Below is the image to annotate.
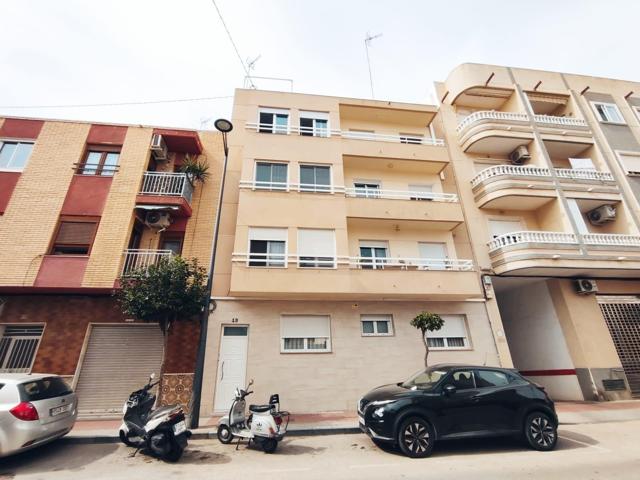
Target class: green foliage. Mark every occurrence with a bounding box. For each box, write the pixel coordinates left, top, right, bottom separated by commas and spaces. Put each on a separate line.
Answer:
117, 256, 208, 334
410, 311, 444, 333
180, 157, 210, 185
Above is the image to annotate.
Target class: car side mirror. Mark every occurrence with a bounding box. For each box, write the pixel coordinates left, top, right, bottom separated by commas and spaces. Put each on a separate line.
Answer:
443, 384, 456, 396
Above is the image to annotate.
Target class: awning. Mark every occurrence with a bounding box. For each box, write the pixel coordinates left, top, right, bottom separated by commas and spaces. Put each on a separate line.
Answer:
135, 205, 180, 211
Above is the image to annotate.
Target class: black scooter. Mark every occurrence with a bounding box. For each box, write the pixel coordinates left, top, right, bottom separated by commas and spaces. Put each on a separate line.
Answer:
118, 373, 191, 462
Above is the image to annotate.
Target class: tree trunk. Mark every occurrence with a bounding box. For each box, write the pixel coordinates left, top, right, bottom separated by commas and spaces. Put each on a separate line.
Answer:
421, 328, 430, 367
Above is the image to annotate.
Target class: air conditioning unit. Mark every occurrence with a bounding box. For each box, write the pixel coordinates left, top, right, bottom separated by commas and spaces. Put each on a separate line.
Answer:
588, 205, 616, 225
145, 211, 172, 229
150, 134, 168, 162
509, 145, 531, 165
575, 279, 598, 294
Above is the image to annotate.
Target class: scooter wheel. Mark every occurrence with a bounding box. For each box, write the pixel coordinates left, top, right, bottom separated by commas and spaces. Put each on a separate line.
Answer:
263, 438, 278, 454
164, 444, 184, 462
217, 425, 234, 444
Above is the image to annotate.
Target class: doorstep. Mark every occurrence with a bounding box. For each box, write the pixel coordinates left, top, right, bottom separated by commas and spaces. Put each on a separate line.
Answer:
64, 401, 640, 444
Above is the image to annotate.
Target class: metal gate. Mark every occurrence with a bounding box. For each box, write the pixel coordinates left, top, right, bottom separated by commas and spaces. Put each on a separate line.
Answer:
74, 324, 164, 418
0, 325, 44, 373
597, 296, 640, 397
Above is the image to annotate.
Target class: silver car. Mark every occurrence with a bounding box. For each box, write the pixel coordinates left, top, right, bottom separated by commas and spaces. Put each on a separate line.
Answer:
0, 373, 78, 457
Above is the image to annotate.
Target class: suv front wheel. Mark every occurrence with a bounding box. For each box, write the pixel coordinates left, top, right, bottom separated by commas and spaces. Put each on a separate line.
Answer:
524, 412, 557, 451
397, 416, 435, 458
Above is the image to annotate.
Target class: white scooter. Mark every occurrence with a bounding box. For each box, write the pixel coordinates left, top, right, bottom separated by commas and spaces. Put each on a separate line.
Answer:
216, 380, 289, 453
118, 373, 191, 462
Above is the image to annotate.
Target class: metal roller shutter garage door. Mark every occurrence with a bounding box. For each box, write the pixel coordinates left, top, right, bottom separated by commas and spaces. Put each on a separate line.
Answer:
75, 324, 164, 418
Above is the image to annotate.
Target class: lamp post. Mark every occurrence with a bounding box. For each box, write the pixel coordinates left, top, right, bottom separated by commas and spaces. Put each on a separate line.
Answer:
190, 118, 233, 428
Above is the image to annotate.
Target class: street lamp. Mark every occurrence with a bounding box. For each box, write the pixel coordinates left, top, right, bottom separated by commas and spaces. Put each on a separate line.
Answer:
190, 118, 233, 428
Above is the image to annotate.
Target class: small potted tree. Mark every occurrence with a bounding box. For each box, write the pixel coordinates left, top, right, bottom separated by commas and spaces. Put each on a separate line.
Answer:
410, 312, 445, 367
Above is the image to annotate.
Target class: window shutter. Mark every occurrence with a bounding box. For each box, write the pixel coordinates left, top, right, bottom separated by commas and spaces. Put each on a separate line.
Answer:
248, 227, 287, 241
56, 221, 97, 245
281, 315, 330, 338
618, 154, 640, 175
428, 315, 467, 338
298, 229, 335, 257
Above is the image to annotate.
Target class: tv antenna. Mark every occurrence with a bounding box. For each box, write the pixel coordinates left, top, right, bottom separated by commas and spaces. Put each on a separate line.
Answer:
364, 32, 383, 99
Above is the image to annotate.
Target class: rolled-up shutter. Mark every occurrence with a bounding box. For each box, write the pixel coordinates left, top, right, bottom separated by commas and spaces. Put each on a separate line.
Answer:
55, 222, 97, 245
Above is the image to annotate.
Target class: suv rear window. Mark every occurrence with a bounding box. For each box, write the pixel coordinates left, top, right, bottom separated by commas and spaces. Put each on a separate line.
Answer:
19, 377, 72, 401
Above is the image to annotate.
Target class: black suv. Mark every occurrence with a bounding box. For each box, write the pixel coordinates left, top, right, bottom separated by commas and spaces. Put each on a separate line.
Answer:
359, 364, 558, 458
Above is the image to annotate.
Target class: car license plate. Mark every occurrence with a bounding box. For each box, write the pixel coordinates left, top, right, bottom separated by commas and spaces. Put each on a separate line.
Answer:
50, 404, 72, 417
173, 420, 186, 435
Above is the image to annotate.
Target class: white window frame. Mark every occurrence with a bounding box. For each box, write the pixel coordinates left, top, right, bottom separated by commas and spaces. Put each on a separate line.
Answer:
247, 227, 288, 268
280, 315, 331, 353
353, 179, 381, 198
299, 163, 333, 193
258, 107, 290, 134
615, 150, 640, 176
297, 228, 337, 269
488, 217, 525, 239
358, 240, 390, 269
408, 184, 435, 201
299, 111, 330, 137
425, 315, 470, 350
0, 140, 34, 172
399, 133, 424, 145
591, 101, 625, 124
254, 160, 289, 190
360, 314, 394, 337
418, 242, 449, 270
0, 324, 45, 373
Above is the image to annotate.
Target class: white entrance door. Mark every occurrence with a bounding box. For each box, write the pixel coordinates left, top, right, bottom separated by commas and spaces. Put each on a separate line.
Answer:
213, 325, 249, 412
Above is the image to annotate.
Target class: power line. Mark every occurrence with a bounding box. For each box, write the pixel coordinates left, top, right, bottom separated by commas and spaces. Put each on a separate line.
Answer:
0, 95, 233, 110
210, 0, 256, 89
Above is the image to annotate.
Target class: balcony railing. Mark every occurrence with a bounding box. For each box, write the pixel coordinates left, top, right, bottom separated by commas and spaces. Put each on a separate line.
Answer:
488, 231, 578, 251
244, 122, 445, 146
231, 253, 473, 271
471, 165, 615, 188
457, 111, 587, 135
583, 233, 640, 247
140, 172, 193, 203
121, 249, 174, 276
533, 115, 588, 128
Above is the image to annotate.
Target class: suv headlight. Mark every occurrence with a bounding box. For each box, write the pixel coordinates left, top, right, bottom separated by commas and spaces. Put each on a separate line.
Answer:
370, 400, 396, 418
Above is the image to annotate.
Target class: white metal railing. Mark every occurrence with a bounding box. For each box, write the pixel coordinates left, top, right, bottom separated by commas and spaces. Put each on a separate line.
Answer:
488, 231, 578, 251
244, 122, 445, 146
555, 169, 615, 182
238, 180, 335, 193
533, 115, 588, 128
121, 249, 174, 276
140, 172, 193, 202
456, 111, 528, 134
470, 165, 551, 187
231, 252, 473, 271
582, 233, 640, 247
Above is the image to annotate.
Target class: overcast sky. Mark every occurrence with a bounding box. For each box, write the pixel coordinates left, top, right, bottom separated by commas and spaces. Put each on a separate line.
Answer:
2, 0, 639, 130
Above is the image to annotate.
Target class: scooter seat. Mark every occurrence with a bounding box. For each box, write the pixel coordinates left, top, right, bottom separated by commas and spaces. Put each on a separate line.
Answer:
249, 404, 271, 413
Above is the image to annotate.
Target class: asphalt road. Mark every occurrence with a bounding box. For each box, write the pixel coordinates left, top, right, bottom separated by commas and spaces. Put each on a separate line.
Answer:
1, 420, 639, 480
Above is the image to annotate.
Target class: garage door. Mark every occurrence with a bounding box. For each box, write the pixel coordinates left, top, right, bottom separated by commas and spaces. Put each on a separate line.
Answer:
75, 324, 164, 418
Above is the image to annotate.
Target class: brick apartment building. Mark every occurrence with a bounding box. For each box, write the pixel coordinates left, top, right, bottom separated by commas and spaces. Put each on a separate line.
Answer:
0, 116, 222, 417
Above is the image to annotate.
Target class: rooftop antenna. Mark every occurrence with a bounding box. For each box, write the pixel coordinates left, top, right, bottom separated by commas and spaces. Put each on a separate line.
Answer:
242, 55, 262, 89
364, 32, 383, 99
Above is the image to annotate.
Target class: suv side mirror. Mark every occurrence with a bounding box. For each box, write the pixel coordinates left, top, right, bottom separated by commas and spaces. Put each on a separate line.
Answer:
443, 384, 456, 396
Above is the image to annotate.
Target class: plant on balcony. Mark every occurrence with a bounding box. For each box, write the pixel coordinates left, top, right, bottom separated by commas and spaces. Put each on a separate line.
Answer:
180, 157, 210, 186
117, 256, 208, 335
410, 311, 444, 367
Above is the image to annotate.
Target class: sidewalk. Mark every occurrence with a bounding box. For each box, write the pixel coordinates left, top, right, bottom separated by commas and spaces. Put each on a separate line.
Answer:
66, 400, 640, 444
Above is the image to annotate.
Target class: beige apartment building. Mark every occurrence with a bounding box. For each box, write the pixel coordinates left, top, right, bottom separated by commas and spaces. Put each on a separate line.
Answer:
437, 63, 640, 401
200, 89, 512, 417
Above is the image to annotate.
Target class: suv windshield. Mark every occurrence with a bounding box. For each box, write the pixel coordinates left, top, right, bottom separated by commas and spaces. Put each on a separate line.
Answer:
19, 377, 72, 402
402, 366, 450, 389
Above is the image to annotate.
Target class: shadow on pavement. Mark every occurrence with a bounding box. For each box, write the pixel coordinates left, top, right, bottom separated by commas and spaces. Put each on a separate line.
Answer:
0, 440, 118, 476
177, 448, 232, 465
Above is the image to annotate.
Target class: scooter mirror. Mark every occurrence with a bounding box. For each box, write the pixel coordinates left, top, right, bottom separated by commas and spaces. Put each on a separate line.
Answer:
248, 379, 254, 386
150, 372, 156, 380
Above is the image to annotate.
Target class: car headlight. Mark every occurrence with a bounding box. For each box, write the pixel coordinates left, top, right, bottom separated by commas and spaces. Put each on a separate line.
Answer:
370, 400, 396, 418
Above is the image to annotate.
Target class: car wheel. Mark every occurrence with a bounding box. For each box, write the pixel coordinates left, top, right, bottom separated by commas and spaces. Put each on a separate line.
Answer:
397, 416, 435, 458
524, 412, 557, 451
217, 424, 234, 444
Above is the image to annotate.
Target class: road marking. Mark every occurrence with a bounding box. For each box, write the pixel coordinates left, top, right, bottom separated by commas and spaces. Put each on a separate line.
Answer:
558, 435, 611, 452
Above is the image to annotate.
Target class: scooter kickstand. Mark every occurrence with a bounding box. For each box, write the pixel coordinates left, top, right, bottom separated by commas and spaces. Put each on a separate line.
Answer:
129, 447, 141, 458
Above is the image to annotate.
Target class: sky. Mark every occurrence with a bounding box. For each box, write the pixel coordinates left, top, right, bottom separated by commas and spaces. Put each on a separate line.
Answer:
2, 0, 640, 130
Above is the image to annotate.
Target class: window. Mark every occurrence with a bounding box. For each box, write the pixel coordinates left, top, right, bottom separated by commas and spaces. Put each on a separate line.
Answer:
0, 325, 44, 373
353, 181, 381, 198
488, 219, 523, 240
258, 108, 289, 134
361, 314, 393, 336
592, 102, 625, 124
299, 111, 329, 137
400, 133, 424, 145
359, 241, 389, 269
19, 377, 72, 402
0, 141, 33, 171
617, 152, 640, 176
299, 164, 331, 192
50, 217, 99, 255
160, 233, 183, 255
298, 229, 336, 268
474, 369, 511, 388
426, 315, 469, 349
255, 162, 288, 190
281, 315, 331, 352
568, 158, 596, 170
448, 370, 476, 390
77, 147, 120, 176
408, 184, 434, 201
248, 227, 287, 267
418, 242, 448, 270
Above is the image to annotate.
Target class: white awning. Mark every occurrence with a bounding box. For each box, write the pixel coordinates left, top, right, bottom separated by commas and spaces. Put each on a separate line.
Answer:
135, 205, 180, 211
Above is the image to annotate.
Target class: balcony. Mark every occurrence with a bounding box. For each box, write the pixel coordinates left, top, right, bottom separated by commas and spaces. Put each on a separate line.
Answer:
121, 249, 173, 276
136, 172, 193, 217
488, 231, 640, 277
456, 111, 590, 155
229, 253, 479, 300
471, 165, 619, 209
